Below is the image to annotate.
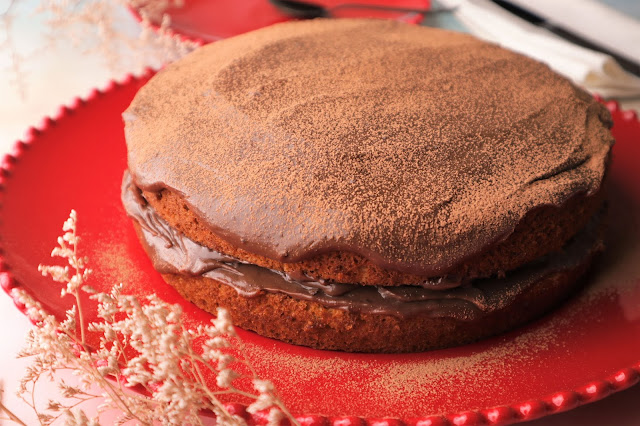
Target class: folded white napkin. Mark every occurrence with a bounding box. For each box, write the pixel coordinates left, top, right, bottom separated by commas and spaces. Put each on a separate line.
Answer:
438, 0, 640, 98
508, 0, 640, 66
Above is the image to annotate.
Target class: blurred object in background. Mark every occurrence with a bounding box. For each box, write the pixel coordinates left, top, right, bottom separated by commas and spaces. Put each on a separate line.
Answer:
438, 0, 640, 98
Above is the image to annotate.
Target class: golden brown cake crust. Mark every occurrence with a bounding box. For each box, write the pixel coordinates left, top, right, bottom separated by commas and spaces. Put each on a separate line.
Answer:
159, 248, 598, 353
142, 186, 605, 285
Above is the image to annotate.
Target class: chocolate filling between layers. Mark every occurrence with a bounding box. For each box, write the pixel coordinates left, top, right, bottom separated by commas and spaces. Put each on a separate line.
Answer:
123, 171, 602, 321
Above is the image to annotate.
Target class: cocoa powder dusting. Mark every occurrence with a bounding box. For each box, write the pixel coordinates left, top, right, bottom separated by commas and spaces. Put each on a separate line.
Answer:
240, 310, 571, 416
93, 241, 145, 288
123, 18, 613, 276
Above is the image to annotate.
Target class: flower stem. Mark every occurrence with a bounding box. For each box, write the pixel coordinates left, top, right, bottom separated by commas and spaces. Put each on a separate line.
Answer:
72, 225, 87, 348
0, 400, 28, 426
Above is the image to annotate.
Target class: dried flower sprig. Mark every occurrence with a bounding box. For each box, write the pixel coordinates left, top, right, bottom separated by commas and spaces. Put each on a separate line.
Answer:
128, 0, 184, 24
36, 0, 198, 72
0, 0, 28, 98
0, 382, 28, 426
6, 210, 297, 425
1, 0, 197, 97
38, 210, 93, 346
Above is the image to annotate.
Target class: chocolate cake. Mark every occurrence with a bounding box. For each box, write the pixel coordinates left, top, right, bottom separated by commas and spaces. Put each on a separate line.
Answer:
122, 18, 614, 352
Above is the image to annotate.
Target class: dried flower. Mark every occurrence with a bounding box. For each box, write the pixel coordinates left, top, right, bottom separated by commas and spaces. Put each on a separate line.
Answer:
0, 381, 28, 426
1, 211, 299, 425
1, 0, 197, 97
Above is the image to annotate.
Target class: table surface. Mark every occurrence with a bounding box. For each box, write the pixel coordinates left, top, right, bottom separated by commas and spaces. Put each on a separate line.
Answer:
0, 1, 639, 425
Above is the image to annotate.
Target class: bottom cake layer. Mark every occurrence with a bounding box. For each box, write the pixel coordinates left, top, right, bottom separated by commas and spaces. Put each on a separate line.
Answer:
160, 260, 593, 352
123, 174, 605, 352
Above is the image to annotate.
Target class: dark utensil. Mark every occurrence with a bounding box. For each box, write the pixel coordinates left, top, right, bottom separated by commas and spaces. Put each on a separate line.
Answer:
492, 0, 640, 77
269, 0, 454, 19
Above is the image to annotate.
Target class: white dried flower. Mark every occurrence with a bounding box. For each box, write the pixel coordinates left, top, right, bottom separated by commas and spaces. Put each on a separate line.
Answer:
253, 379, 275, 395
63, 210, 77, 231
247, 393, 277, 414
216, 368, 240, 389
267, 407, 285, 426
58, 316, 77, 347
2, 0, 198, 98
64, 408, 99, 426
213, 308, 236, 336
11, 210, 298, 425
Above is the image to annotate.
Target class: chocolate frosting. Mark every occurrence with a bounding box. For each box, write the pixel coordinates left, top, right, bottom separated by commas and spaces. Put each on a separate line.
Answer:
123, 19, 613, 276
122, 171, 602, 320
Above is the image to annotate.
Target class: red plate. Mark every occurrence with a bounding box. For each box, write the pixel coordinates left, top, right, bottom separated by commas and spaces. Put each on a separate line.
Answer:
1, 73, 640, 425
129, 0, 429, 43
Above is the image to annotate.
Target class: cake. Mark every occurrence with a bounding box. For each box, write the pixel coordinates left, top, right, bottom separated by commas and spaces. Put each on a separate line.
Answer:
121, 18, 614, 353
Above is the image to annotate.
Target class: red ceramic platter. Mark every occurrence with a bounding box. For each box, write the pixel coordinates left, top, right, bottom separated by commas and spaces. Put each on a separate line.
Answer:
1, 73, 640, 425
130, 0, 429, 43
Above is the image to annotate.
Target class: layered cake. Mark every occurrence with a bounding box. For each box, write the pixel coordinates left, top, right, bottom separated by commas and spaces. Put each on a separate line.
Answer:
122, 19, 614, 352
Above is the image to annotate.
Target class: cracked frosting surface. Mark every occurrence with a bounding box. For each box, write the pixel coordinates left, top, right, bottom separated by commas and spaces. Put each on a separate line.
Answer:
123, 18, 613, 276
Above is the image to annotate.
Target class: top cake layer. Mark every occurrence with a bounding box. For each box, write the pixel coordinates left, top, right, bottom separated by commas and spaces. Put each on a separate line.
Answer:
124, 18, 613, 277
